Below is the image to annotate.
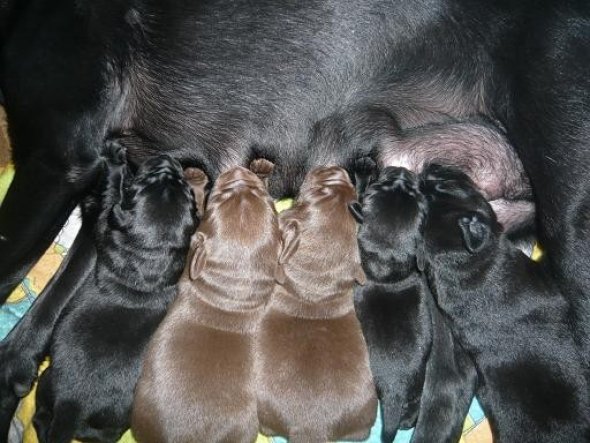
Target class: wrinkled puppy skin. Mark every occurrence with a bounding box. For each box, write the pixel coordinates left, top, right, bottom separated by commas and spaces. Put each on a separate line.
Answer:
256, 166, 377, 443
26, 145, 202, 443
351, 166, 475, 443
132, 166, 281, 443
420, 164, 590, 443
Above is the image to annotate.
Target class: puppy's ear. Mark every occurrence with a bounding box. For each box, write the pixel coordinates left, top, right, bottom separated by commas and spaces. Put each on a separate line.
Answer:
416, 237, 425, 272
275, 264, 287, 285
458, 214, 491, 253
279, 219, 300, 265
249, 158, 275, 188
348, 201, 364, 224
189, 232, 207, 280
184, 168, 209, 215
354, 264, 367, 285
111, 204, 130, 229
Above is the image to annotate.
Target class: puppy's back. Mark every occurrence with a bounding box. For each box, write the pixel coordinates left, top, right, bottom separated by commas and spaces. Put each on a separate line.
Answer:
257, 166, 377, 442
132, 167, 280, 443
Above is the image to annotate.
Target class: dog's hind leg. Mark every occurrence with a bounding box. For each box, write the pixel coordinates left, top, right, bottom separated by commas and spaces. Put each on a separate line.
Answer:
378, 386, 406, 443
0, 219, 96, 441
0, 160, 80, 302
0, 394, 18, 442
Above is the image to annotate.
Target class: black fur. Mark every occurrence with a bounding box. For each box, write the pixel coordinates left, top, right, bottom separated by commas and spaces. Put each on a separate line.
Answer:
353, 166, 475, 443
1, 2, 589, 342
420, 164, 590, 443
0, 221, 96, 440
0, 146, 198, 442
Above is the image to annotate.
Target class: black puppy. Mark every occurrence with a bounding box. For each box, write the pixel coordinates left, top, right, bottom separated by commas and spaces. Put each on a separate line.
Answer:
0, 146, 203, 442
420, 164, 590, 443
350, 166, 475, 443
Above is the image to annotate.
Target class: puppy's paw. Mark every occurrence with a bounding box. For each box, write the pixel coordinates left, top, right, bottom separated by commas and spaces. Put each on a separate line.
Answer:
183, 167, 208, 185
353, 156, 378, 174
352, 156, 379, 198
103, 139, 128, 166
184, 168, 210, 214
0, 348, 38, 398
249, 158, 275, 180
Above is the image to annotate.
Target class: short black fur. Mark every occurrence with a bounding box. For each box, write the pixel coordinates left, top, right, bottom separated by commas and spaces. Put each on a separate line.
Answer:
0, 145, 198, 443
420, 164, 590, 443
353, 166, 475, 443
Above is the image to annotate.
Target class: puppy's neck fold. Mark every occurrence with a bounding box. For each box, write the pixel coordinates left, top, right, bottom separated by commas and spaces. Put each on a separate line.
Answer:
182, 259, 275, 312
269, 285, 355, 319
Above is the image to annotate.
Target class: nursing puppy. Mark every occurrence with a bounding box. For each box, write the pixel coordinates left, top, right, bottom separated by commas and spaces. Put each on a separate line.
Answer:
132, 166, 281, 443
0, 145, 208, 442
256, 166, 377, 443
420, 164, 590, 443
29, 149, 203, 443
350, 167, 475, 443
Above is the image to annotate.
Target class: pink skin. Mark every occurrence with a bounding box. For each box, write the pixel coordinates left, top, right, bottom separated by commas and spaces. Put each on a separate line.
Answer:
378, 119, 534, 232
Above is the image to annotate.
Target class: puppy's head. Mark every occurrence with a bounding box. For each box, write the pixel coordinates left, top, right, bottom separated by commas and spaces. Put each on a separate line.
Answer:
187, 166, 280, 302
350, 167, 426, 281
277, 166, 366, 300
109, 155, 202, 252
420, 163, 501, 261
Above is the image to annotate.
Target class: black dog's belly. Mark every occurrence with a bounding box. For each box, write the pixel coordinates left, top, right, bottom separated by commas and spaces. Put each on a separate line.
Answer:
3, 0, 512, 194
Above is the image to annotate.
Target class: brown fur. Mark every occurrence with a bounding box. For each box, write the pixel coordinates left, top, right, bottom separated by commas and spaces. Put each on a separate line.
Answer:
256, 166, 378, 443
0, 106, 10, 167
131, 166, 281, 443
183, 167, 209, 216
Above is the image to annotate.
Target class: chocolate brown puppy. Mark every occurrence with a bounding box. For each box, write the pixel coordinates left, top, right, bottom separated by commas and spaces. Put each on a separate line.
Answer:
256, 166, 377, 443
131, 166, 281, 443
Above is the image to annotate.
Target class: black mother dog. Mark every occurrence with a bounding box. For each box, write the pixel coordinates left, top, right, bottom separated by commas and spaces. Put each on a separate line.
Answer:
351, 167, 475, 443
420, 164, 590, 443
0, 146, 203, 442
0, 1, 589, 361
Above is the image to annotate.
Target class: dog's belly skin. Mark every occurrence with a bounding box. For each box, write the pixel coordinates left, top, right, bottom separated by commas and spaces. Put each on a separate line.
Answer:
1, 0, 523, 198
